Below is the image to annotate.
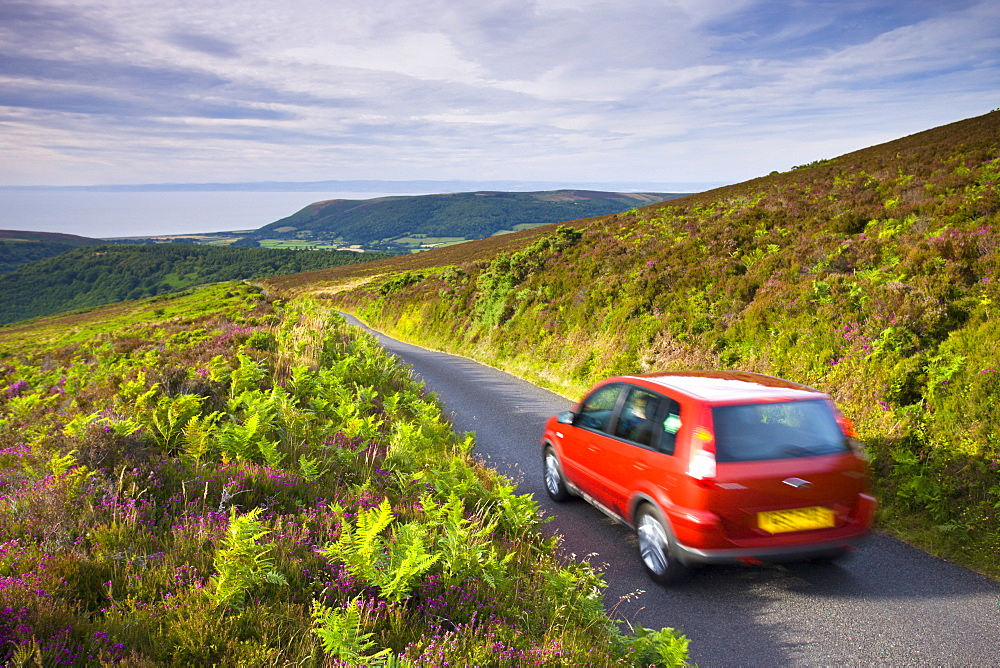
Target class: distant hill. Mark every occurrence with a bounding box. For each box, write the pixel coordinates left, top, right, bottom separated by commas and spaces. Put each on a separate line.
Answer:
0, 230, 103, 274
0, 244, 390, 325
250, 190, 688, 246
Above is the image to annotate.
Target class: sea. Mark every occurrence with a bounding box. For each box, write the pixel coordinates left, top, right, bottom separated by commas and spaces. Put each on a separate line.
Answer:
0, 190, 426, 239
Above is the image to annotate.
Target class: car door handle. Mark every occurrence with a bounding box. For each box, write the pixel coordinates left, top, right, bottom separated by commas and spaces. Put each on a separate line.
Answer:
632, 463, 650, 471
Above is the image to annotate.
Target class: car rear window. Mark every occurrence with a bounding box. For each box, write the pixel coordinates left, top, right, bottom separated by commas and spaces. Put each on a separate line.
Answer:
711, 399, 848, 463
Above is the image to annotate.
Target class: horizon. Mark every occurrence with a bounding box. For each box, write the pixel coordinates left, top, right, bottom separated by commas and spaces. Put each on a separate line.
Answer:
0, 185, 705, 239
0, 178, 724, 193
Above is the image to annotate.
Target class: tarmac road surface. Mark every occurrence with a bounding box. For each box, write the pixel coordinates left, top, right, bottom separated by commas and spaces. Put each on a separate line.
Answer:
343, 313, 1000, 666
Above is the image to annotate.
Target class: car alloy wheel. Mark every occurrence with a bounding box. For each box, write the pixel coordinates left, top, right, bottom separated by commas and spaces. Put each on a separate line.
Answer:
636, 505, 689, 585
543, 447, 571, 502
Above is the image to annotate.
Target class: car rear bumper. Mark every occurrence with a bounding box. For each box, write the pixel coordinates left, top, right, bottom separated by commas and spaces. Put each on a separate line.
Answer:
666, 492, 877, 566
675, 531, 871, 565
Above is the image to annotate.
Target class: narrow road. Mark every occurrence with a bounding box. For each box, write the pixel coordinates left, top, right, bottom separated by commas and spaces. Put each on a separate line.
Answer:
343, 314, 1000, 666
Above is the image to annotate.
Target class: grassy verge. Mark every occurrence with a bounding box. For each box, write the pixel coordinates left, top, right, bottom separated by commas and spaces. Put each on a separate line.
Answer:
0, 282, 689, 665
330, 219, 1000, 580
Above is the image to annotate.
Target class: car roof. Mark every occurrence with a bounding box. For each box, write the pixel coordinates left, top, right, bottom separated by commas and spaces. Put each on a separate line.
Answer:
623, 371, 826, 404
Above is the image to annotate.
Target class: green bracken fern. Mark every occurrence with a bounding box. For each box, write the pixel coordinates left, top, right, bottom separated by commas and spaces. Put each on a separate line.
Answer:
209, 507, 287, 609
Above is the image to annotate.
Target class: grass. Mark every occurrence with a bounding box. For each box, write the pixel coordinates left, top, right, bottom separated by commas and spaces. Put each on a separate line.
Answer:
389, 235, 467, 250
257, 239, 353, 251
0, 282, 689, 665
491, 222, 550, 236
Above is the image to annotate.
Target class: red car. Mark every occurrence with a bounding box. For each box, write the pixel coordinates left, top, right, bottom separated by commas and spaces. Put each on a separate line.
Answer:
541, 371, 876, 584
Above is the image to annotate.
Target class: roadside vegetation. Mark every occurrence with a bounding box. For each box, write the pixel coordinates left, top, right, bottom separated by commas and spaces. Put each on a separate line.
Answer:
296, 110, 1000, 578
0, 282, 688, 665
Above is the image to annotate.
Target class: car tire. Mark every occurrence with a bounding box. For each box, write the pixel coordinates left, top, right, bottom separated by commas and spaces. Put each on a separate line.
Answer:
543, 446, 572, 502
636, 504, 690, 585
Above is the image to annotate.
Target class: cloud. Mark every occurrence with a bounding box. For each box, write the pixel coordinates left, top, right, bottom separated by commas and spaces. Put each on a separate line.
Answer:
0, 0, 995, 186
811, 2, 1000, 83
0, 1, 113, 51
0, 53, 228, 90
167, 31, 241, 59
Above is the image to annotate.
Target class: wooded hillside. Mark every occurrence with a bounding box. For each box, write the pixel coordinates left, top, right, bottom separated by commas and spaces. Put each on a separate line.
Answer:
0, 230, 103, 274
0, 244, 390, 325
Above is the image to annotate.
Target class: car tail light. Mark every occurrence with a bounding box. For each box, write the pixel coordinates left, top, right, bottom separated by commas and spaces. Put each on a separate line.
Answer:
688, 426, 717, 484
836, 414, 858, 438
836, 413, 869, 460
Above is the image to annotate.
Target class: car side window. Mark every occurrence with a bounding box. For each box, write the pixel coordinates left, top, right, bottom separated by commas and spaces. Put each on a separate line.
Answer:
613, 387, 662, 447
658, 397, 682, 455
576, 384, 622, 433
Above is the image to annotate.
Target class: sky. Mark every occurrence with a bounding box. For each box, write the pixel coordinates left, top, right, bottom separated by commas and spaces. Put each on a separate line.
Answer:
0, 0, 997, 189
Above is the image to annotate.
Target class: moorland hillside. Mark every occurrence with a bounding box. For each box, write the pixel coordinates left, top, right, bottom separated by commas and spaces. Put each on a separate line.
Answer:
265, 110, 1000, 575
0, 244, 391, 325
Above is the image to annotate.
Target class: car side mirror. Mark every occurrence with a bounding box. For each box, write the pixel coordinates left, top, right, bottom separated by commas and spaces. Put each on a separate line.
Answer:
556, 411, 576, 425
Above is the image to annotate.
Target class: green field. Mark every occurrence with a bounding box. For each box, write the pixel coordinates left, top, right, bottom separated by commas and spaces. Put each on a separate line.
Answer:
257, 238, 359, 251
388, 235, 467, 251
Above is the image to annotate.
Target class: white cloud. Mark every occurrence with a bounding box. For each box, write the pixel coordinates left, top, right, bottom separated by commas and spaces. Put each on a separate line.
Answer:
0, 0, 995, 187
797, 2, 1000, 83
283, 32, 486, 84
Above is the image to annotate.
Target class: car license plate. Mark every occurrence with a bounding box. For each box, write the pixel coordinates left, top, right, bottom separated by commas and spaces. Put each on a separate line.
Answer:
758, 506, 835, 533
